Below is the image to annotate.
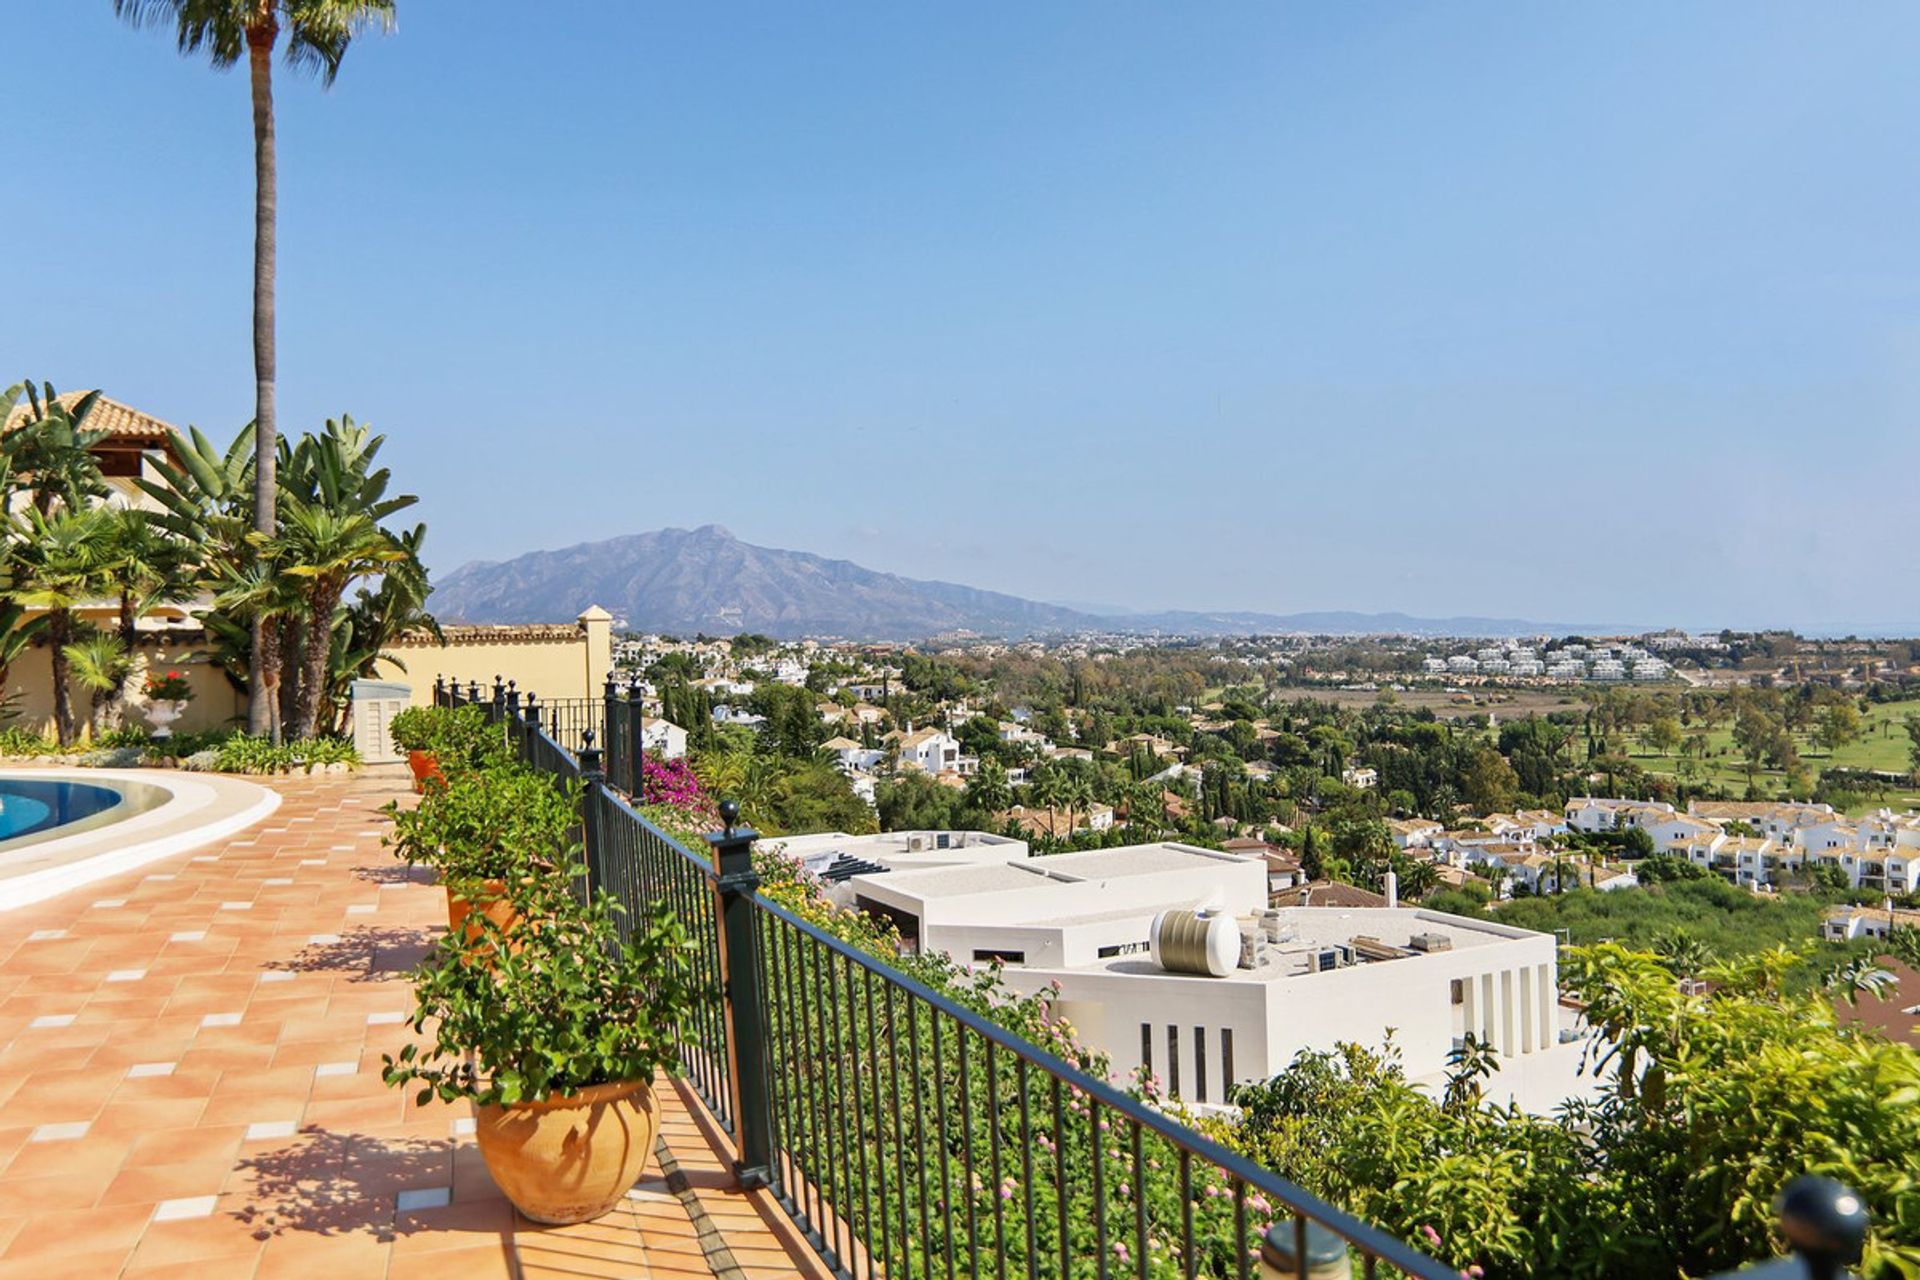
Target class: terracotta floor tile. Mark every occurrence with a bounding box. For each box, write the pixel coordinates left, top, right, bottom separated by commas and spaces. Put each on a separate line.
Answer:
253, 1235, 391, 1279
125, 1122, 250, 1168
92, 1097, 208, 1136
389, 1241, 518, 1279
0, 1199, 152, 1261
125, 1214, 273, 1272
0, 1169, 122, 1215
0, 1130, 135, 1181
0, 772, 822, 1280
98, 1156, 236, 1206
0, 1245, 138, 1279
124, 1253, 264, 1280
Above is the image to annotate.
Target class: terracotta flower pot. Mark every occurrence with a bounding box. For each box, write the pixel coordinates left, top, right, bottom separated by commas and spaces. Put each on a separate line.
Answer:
473, 1078, 659, 1224
447, 877, 519, 935
408, 750, 442, 793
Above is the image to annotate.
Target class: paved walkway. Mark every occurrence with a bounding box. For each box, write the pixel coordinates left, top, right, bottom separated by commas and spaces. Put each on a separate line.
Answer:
0, 769, 822, 1279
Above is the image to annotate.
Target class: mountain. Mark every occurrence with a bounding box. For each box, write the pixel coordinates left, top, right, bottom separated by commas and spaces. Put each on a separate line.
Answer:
431, 525, 1095, 639
431, 526, 1625, 639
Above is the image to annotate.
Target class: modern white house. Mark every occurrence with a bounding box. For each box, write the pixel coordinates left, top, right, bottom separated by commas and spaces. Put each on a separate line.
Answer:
641, 718, 689, 760
761, 829, 1030, 885
836, 840, 1574, 1110
894, 727, 974, 777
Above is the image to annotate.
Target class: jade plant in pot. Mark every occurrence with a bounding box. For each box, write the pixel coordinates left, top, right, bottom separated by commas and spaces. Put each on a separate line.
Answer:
384, 762, 581, 937
389, 705, 511, 792
382, 892, 699, 1224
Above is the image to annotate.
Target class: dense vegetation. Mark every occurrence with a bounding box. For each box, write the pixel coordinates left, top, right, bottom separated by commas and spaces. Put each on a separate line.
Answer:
0, 379, 433, 745
1215, 945, 1920, 1279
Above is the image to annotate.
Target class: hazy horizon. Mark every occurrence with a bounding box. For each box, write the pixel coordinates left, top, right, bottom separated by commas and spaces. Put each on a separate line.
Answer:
9, 3, 1919, 633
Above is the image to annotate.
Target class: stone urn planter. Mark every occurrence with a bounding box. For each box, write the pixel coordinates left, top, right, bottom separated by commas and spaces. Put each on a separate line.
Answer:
473, 1078, 660, 1224
145, 699, 186, 740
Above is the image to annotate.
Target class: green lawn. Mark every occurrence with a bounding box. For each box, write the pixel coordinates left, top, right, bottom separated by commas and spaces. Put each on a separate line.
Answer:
1625, 697, 1920, 815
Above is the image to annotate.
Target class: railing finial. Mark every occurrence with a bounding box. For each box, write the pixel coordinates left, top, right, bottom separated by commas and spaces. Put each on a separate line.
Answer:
1778, 1176, 1867, 1280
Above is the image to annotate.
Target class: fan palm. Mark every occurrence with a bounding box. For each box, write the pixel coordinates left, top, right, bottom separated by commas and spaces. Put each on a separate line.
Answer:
265, 496, 405, 739
65, 632, 132, 739
112, 0, 396, 735
1, 381, 107, 516
97, 509, 195, 694
12, 508, 115, 745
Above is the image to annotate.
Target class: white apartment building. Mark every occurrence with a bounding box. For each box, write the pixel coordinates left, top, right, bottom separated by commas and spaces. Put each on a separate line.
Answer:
1590, 659, 1626, 681
1446, 655, 1479, 674
1564, 797, 1675, 833
840, 842, 1572, 1108
1421, 658, 1448, 675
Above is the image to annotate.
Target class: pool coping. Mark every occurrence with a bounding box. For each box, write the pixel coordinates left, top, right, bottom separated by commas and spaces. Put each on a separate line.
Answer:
0, 767, 282, 911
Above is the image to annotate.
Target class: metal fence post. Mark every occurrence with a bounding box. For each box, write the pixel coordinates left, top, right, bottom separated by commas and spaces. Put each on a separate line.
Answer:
707, 800, 771, 1189
578, 731, 604, 897
505, 680, 520, 721
433, 675, 446, 708
491, 676, 506, 724
521, 693, 539, 764
626, 678, 648, 800
602, 677, 621, 786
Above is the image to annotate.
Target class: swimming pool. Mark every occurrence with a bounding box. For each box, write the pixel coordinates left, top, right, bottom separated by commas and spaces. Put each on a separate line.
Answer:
0, 776, 171, 851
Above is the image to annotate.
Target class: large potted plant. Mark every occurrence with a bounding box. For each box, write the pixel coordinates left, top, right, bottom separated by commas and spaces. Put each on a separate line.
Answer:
383, 893, 698, 1224
384, 762, 580, 938
390, 705, 510, 792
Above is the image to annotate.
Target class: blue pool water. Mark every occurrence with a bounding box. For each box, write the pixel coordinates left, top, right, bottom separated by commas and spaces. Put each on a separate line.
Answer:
0, 778, 138, 845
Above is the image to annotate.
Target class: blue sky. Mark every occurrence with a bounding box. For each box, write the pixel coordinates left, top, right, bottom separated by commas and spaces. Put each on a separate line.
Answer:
8, 3, 1919, 631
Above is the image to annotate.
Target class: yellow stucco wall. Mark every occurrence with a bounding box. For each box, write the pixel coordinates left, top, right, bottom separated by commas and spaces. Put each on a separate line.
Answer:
371, 606, 612, 706
6, 639, 247, 738
5, 606, 614, 740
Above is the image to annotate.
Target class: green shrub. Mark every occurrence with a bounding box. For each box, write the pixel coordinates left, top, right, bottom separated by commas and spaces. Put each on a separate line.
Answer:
390, 705, 512, 776
214, 735, 292, 774
209, 734, 362, 774
93, 727, 154, 749
0, 727, 56, 757
383, 891, 699, 1105
384, 761, 578, 890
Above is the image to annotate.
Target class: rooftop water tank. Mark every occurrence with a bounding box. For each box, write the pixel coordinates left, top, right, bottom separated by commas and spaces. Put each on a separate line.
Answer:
1150, 909, 1238, 978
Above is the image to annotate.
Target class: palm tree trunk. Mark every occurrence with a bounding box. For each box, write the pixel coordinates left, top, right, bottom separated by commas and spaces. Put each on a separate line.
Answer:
297, 582, 343, 740
48, 610, 75, 747
277, 616, 302, 736
246, 24, 279, 740
114, 590, 138, 714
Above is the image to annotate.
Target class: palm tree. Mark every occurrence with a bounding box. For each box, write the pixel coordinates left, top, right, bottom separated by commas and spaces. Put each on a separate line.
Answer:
965, 759, 1012, 818
112, 0, 396, 736
65, 632, 132, 740
265, 496, 405, 738
97, 508, 193, 703
2, 382, 107, 516
13, 508, 114, 746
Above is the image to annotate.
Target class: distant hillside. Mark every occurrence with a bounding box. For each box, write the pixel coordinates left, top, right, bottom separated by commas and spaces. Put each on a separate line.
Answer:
431, 525, 1094, 639
431, 525, 1622, 639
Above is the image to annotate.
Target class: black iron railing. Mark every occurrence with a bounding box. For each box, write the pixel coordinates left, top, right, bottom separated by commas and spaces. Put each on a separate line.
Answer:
434, 676, 1868, 1280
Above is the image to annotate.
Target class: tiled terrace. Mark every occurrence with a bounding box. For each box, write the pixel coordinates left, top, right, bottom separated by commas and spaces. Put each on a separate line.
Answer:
0, 769, 824, 1279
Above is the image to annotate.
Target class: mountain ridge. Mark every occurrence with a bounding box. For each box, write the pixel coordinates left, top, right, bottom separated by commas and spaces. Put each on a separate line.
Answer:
429, 526, 1627, 639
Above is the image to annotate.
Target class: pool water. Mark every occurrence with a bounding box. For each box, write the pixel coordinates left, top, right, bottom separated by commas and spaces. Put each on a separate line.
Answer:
0, 777, 167, 850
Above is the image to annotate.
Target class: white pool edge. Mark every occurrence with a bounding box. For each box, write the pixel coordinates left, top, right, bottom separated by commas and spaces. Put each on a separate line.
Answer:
0, 770, 283, 912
